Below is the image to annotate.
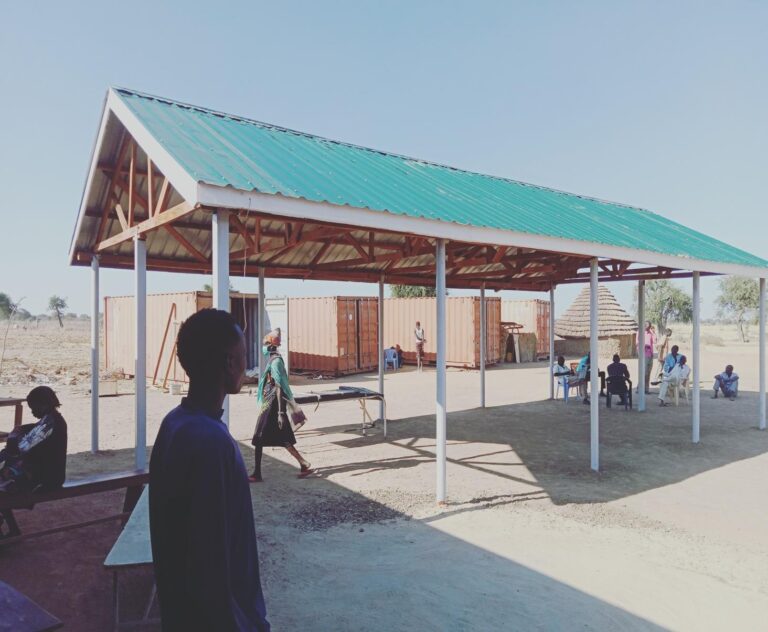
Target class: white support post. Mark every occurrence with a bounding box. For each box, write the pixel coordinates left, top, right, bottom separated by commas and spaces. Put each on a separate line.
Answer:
638, 280, 646, 412
549, 285, 555, 399
258, 267, 266, 379
212, 209, 231, 426
436, 239, 447, 504
692, 271, 701, 443
760, 278, 766, 430
590, 259, 599, 471
378, 276, 385, 421
90, 256, 100, 454
134, 237, 147, 471
480, 286, 486, 408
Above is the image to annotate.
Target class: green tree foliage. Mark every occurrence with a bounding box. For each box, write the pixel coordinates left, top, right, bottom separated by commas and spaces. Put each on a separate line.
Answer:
48, 295, 68, 328
635, 280, 693, 332
390, 285, 437, 298
0, 293, 13, 319
716, 276, 759, 342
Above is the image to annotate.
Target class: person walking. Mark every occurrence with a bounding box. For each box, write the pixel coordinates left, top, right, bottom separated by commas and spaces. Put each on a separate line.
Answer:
149, 309, 270, 631
250, 328, 311, 482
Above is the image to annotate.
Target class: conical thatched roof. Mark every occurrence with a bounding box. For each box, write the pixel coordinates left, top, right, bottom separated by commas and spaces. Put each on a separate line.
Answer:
555, 285, 637, 339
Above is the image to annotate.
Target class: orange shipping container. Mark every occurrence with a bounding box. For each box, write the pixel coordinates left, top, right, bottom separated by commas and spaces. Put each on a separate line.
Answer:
104, 292, 261, 384
501, 299, 551, 357
288, 297, 379, 375
383, 297, 501, 368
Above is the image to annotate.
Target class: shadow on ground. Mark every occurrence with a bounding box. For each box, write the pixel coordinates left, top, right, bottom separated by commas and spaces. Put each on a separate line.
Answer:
314, 388, 768, 505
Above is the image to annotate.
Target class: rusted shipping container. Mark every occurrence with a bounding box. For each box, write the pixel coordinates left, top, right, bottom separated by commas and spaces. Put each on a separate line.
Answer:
104, 292, 262, 384
501, 299, 551, 357
288, 297, 379, 375
383, 297, 501, 368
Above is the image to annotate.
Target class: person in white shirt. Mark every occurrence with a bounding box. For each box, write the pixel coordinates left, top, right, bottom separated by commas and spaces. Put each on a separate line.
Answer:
658, 354, 691, 406
414, 321, 426, 371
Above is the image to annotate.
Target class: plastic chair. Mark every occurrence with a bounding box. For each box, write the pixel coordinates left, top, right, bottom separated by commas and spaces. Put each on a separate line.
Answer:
384, 348, 399, 371
674, 379, 689, 405
606, 376, 632, 410
555, 375, 581, 403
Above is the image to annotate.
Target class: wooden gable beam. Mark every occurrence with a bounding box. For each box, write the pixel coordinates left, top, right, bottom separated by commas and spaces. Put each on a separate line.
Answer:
94, 134, 132, 245
97, 201, 196, 252
163, 224, 208, 263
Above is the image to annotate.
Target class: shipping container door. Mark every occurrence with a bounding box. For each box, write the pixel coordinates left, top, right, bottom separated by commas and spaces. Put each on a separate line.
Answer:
337, 299, 357, 373
356, 298, 378, 370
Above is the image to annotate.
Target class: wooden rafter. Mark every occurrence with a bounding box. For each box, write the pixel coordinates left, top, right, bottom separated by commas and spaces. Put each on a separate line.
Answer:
128, 141, 136, 227
96, 201, 196, 252
95, 134, 132, 245
163, 224, 208, 262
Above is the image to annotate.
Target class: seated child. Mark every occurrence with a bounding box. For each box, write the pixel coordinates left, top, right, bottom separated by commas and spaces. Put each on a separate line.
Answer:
0, 386, 68, 493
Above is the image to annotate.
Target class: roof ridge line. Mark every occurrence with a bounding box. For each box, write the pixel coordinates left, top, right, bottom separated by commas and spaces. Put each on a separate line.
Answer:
111, 86, 650, 214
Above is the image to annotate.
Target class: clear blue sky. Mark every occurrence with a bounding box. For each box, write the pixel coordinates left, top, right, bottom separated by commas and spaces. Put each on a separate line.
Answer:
1, 1, 766, 318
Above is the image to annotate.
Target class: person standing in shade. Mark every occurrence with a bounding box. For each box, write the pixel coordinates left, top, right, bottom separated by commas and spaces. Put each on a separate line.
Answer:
414, 321, 426, 371
149, 309, 270, 631
636, 321, 657, 394
250, 329, 311, 482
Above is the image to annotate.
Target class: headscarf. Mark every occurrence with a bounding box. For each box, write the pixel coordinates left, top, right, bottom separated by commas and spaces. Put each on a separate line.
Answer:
263, 328, 281, 349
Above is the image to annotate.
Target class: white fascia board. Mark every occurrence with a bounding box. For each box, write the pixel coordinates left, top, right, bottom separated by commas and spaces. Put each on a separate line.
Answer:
106, 88, 199, 206
68, 96, 112, 263
197, 183, 768, 278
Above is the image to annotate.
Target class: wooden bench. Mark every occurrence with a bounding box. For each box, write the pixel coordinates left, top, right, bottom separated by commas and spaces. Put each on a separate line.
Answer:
0, 579, 62, 631
0, 396, 24, 443
0, 470, 148, 545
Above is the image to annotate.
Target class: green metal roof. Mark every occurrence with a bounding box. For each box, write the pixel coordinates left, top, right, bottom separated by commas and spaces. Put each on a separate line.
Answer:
114, 88, 767, 270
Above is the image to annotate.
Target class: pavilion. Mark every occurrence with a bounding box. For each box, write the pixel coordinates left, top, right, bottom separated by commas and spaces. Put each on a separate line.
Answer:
69, 87, 768, 503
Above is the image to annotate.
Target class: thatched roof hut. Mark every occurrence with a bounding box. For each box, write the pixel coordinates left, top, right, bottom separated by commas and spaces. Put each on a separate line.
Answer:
554, 285, 638, 358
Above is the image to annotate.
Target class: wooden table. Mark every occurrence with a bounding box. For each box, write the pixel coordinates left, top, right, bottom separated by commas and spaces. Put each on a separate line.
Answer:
103, 487, 156, 631
0, 397, 24, 443
0, 580, 62, 631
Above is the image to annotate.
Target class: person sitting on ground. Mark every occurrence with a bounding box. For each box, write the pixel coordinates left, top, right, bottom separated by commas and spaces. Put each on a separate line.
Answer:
658, 354, 691, 406
0, 386, 67, 494
149, 309, 270, 631
712, 365, 739, 400
576, 352, 591, 404
607, 354, 631, 405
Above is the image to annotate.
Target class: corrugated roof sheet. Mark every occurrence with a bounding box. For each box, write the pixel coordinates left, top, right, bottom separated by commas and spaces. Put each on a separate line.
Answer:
113, 88, 767, 270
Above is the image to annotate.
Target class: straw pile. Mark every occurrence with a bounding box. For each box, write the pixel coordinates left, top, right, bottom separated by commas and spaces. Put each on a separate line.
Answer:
555, 285, 637, 339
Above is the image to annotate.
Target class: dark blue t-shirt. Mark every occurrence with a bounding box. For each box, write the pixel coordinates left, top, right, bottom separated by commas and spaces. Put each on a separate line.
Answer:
149, 400, 270, 631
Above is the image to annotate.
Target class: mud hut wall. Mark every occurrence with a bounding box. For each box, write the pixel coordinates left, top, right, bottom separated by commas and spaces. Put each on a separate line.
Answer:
553, 334, 637, 362
383, 297, 501, 368
104, 292, 200, 381
501, 299, 551, 355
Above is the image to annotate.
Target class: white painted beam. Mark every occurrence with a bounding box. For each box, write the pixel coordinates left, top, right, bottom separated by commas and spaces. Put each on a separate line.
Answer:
692, 272, 701, 443
212, 209, 231, 426
549, 285, 555, 399
436, 239, 447, 504
480, 286, 486, 408
134, 237, 147, 470
91, 256, 100, 453
760, 278, 766, 430
590, 258, 599, 471
638, 280, 646, 412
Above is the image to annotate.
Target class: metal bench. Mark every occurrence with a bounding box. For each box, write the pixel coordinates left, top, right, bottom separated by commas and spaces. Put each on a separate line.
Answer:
0, 470, 148, 545
294, 386, 387, 437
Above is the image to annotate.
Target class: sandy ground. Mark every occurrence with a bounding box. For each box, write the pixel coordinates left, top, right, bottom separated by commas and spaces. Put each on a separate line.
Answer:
1, 322, 767, 630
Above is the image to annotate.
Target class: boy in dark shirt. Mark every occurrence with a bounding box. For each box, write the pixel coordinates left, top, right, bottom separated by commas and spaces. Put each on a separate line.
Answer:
149, 309, 270, 631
